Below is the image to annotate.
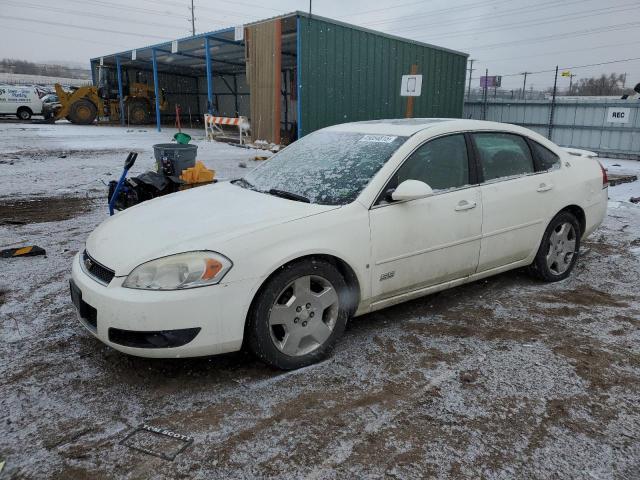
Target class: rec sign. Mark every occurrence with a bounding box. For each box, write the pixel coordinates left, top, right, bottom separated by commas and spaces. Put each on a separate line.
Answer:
606, 107, 631, 124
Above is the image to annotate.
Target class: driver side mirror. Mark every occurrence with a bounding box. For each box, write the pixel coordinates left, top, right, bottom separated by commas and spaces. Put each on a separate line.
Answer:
391, 179, 434, 202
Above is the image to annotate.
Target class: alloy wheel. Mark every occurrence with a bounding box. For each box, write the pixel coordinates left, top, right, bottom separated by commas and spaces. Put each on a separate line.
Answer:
546, 222, 577, 275
268, 275, 339, 356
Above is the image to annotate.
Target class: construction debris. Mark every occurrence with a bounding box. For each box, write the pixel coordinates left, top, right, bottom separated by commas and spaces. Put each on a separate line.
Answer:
608, 174, 638, 186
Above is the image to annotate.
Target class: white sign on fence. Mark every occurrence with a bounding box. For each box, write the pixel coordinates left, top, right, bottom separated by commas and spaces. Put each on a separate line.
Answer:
606, 107, 631, 124
400, 74, 422, 97
234, 26, 244, 41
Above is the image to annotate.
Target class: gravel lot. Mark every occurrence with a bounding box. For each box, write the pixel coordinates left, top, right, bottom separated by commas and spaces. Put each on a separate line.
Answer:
1, 123, 639, 479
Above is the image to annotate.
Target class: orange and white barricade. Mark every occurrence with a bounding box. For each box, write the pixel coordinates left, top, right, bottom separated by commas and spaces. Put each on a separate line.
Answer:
204, 114, 249, 145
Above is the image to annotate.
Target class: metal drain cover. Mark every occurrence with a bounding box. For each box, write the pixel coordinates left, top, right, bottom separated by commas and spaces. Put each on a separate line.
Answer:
120, 424, 193, 461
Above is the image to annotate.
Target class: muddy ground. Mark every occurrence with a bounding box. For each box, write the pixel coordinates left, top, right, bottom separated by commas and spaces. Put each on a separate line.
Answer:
0, 124, 639, 479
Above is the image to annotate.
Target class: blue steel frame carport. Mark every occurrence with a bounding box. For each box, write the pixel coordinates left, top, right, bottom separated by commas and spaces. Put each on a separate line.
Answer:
204, 37, 214, 115
115, 56, 125, 126
296, 15, 302, 139
90, 26, 241, 132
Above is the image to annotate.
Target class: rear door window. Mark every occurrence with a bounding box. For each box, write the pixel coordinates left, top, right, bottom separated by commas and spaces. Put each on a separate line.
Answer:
529, 140, 561, 171
473, 132, 534, 182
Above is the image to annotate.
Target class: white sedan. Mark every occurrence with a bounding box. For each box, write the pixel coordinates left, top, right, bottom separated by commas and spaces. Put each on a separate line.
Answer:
70, 119, 608, 369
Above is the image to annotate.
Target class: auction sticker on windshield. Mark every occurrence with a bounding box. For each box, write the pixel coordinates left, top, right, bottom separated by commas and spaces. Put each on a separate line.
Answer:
359, 135, 398, 143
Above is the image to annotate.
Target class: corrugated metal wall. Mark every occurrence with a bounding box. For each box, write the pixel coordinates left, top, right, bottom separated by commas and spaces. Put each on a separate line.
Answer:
196, 74, 250, 119
464, 99, 640, 159
298, 16, 468, 135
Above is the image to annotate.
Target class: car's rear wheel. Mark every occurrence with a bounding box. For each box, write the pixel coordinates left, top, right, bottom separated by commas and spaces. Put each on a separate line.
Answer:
528, 211, 581, 282
246, 259, 348, 370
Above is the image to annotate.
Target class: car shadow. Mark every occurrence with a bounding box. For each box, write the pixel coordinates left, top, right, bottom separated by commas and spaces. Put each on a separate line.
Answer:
86, 267, 542, 383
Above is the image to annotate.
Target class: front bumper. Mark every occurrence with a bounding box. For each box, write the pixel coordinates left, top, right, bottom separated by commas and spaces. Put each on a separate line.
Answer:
70, 252, 258, 358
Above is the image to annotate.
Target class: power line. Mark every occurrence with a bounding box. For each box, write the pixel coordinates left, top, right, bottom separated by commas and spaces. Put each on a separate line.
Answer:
463, 21, 640, 51
4, 0, 189, 31
383, 0, 605, 35
359, 0, 517, 28
59, 0, 240, 27
352, 0, 510, 25
405, 2, 639, 41
483, 40, 640, 64
499, 56, 640, 78
2, 15, 173, 40
143, 0, 262, 23
0, 24, 130, 49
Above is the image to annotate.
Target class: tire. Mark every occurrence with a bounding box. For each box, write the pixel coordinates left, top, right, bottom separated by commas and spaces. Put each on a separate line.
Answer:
528, 211, 581, 282
128, 100, 149, 125
246, 259, 349, 370
68, 99, 97, 125
17, 108, 32, 120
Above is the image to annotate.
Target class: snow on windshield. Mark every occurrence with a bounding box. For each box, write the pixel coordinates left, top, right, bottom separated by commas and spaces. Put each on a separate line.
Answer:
243, 131, 407, 205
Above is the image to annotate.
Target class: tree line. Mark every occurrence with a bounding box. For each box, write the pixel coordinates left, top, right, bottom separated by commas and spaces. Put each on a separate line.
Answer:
0, 58, 90, 79
565, 73, 633, 96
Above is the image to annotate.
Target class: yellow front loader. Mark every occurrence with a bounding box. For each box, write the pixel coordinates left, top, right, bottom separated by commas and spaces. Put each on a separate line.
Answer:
53, 66, 168, 125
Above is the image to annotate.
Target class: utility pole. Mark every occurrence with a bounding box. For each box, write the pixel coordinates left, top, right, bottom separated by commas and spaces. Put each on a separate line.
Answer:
309, 0, 312, 15
190, 0, 195, 36
548, 65, 559, 140
467, 59, 475, 99
568, 73, 576, 95
521, 72, 530, 100
482, 68, 488, 120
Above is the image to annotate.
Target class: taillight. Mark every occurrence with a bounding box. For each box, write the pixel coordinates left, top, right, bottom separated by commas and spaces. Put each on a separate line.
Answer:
598, 162, 608, 188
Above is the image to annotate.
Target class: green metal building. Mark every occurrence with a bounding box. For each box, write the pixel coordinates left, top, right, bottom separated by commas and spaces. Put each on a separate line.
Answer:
92, 12, 468, 143
297, 14, 468, 135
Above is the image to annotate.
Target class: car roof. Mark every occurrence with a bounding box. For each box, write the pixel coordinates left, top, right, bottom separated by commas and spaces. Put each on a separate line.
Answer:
324, 118, 530, 137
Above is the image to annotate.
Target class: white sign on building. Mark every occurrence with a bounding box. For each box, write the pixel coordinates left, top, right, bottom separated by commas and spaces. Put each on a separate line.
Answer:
606, 107, 631, 124
171, 40, 178, 54
400, 74, 423, 97
234, 26, 244, 41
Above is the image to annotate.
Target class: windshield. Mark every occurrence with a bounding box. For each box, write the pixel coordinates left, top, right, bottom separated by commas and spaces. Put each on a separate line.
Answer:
241, 131, 407, 205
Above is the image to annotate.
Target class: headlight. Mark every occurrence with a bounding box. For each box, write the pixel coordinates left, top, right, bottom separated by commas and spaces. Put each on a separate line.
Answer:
122, 251, 232, 290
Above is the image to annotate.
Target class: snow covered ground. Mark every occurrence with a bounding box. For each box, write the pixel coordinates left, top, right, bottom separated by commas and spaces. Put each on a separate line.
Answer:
0, 121, 639, 479
0, 122, 268, 200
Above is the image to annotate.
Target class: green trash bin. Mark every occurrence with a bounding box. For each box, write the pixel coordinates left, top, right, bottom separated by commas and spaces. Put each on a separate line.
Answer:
174, 132, 191, 144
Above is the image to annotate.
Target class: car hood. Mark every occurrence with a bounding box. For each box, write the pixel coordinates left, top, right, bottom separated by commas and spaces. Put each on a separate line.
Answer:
86, 181, 338, 276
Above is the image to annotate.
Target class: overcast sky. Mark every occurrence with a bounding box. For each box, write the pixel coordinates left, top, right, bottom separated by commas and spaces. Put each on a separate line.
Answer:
0, 0, 638, 91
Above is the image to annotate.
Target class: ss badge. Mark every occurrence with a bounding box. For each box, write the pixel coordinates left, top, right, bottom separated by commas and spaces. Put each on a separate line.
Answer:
379, 271, 395, 281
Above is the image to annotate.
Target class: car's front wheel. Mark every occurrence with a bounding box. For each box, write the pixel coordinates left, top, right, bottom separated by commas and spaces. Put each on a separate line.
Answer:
246, 259, 349, 370
528, 211, 581, 282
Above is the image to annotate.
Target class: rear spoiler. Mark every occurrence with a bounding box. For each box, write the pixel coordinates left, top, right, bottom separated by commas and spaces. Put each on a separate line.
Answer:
561, 147, 598, 158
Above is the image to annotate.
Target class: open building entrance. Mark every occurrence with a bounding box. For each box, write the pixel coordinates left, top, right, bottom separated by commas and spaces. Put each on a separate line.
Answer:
91, 15, 300, 145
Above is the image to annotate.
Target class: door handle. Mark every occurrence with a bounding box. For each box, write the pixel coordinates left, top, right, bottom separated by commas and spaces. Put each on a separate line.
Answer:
455, 200, 477, 211
537, 183, 554, 192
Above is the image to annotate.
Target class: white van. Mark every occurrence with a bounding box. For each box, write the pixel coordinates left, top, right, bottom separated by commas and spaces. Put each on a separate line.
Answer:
0, 85, 46, 120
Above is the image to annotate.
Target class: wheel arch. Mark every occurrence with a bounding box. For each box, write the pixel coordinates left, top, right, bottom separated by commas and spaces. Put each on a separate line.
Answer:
557, 204, 586, 237
243, 253, 362, 341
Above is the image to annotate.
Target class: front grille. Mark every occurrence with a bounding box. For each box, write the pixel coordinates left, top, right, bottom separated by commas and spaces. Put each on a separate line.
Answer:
82, 250, 115, 285
70, 279, 97, 331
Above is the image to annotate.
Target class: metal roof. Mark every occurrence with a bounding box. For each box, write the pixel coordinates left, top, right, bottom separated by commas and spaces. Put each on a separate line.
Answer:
91, 11, 467, 75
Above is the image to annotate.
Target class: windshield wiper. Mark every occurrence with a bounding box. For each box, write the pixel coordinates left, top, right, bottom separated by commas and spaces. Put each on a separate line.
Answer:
268, 189, 310, 203
231, 178, 257, 191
